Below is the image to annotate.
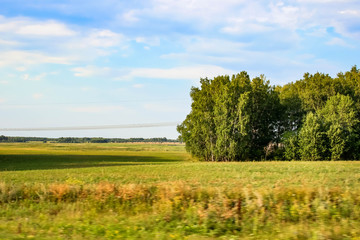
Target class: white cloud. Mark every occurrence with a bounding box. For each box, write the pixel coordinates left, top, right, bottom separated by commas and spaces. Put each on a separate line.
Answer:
306, 27, 328, 37
22, 73, 47, 81
222, 20, 273, 34
124, 0, 307, 35
0, 38, 19, 46
0, 50, 71, 67
161, 52, 247, 65
72, 65, 113, 77
0, 15, 127, 68
15, 21, 76, 37
32, 93, 43, 99
144, 103, 182, 113
122, 0, 360, 42
16, 66, 27, 72
80, 87, 92, 92
72, 65, 132, 81
183, 37, 250, 55
85, 29, 124, 48
22, 74, 29, 80
135, 36, 160, 46
72, 66, 97, 77
297, 0, 355, 3
129, 65, 234, 80
268, 4, 304, 29
0, 17, 76, 37
68, 105, 125, 113
0, 98, 5, 103
0, 80, 9, 84
57, 28, 128, 63
30, 73, 47, 81
290, 1, 360, 39
72, 64, 234, 81
146, 0, 244, 26
121, 10, 140, 24
220, 2, 314, 35
160, 34, 299, 70
133, 84, 144, 88
339, 10, 359, 15
326, 37, 353, 47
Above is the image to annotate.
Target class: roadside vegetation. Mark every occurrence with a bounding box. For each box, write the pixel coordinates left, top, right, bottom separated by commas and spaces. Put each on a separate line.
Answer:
1, 142, 360, 239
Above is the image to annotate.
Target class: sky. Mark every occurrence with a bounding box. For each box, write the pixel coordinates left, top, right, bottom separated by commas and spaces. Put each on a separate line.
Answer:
0, 0, 359, 139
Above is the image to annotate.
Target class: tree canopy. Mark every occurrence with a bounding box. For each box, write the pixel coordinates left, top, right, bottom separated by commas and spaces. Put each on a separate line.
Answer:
178, 66, 360, 161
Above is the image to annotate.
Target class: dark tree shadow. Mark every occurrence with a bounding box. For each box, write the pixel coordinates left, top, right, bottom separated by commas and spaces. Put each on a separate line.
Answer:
0, 154, 182, 171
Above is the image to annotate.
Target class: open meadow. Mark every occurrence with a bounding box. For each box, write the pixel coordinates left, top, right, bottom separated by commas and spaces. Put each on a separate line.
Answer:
1, 142, 360, 239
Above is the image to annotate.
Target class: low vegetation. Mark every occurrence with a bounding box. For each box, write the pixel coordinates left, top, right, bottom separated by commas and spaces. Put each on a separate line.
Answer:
1, 142, 360, 239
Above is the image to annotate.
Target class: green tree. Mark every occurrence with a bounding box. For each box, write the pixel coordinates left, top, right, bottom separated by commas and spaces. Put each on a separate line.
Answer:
283, 131, 299, 160
277, 82, 305, 132
298, 112, 328, 160
178, 72, 281, 161
177, 76, 226, 161
247, 76, 282, 159
319, 94, 358, 160
180, 67, 360, 161
298, 72, 337, 112
213, 72, 252, 161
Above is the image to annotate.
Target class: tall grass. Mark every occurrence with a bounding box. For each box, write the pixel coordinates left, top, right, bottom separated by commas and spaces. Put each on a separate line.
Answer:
1, 181, 360, 239
1, 143, 360, 239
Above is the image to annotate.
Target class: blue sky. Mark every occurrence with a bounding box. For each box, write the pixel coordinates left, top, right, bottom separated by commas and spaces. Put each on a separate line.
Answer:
0, 0, 359, 139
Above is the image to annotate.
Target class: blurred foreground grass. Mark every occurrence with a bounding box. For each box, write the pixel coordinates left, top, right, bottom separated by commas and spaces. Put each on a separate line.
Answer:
1, 142, 360, 239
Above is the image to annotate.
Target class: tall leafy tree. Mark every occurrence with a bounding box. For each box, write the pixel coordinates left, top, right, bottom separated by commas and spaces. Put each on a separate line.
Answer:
213, 72, 252, 161
283, 131, 299, 160
298, 112, 328, 161
319, 94, 358, 160
298, 72, 337, 112
177, 78, 217, 161
277, 82, 305, 132
248, 76, 282, 159
278, 66, 360, 161
178, 71, 281, 161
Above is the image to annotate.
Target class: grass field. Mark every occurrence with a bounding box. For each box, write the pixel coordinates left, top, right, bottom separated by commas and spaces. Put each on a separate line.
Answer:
1, 142, 360, 239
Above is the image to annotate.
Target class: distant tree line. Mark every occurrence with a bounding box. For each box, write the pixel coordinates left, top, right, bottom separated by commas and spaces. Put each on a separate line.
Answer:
0, 136, 49, 143
0, 136, 176, 143
177, 66, 360, 161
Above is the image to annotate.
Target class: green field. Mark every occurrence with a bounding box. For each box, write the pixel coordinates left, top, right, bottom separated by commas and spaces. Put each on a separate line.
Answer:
1, 142, 360, 239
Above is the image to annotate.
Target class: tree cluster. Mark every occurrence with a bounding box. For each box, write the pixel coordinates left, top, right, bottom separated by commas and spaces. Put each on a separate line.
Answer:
0, 136, 176, 143
177, 66, 360, 161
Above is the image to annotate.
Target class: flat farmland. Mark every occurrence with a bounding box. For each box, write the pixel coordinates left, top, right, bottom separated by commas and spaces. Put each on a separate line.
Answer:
1, 142, 360, 239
